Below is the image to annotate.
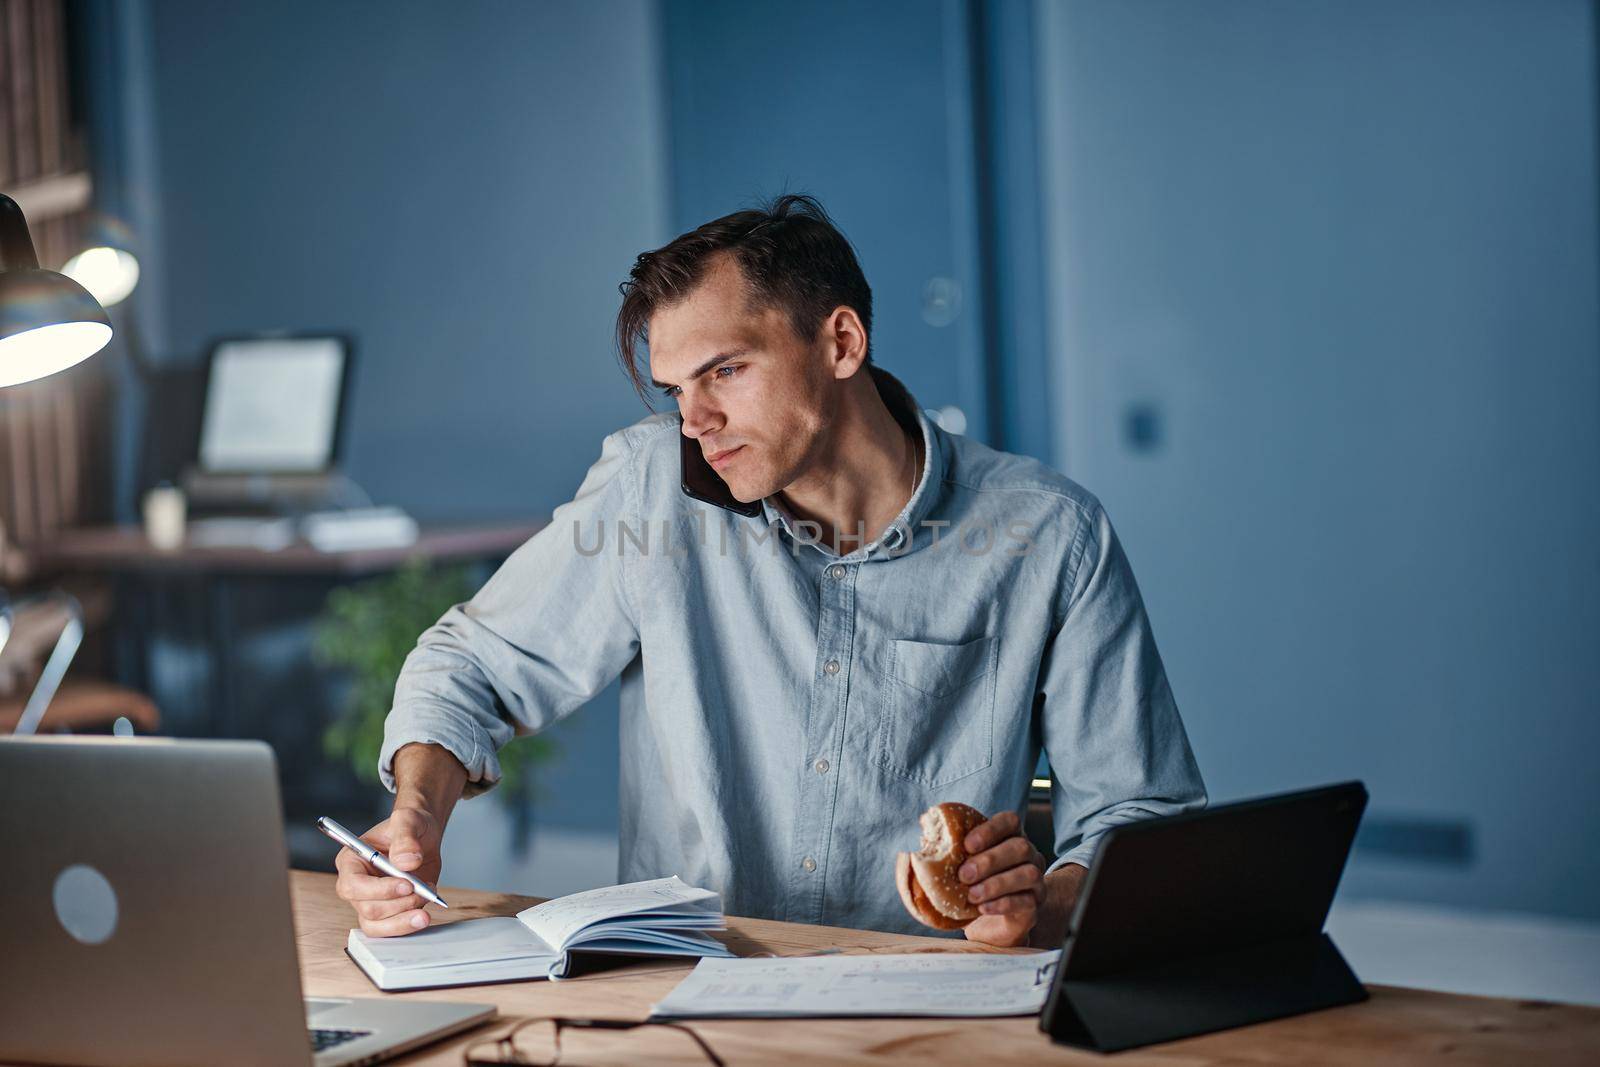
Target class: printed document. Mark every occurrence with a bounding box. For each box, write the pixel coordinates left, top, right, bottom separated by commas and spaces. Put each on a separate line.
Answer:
650, 949, 1061, 1019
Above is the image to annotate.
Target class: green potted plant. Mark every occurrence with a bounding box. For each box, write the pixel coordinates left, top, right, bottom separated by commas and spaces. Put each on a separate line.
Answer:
314, 560, 555, 831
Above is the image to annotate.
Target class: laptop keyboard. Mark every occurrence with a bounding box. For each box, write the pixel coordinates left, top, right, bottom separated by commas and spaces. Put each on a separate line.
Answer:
310, 1027, 371, 1053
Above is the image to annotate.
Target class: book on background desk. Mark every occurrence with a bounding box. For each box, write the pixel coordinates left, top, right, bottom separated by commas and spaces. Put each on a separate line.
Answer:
346, 876, 733, 991
187, 515, 297, 551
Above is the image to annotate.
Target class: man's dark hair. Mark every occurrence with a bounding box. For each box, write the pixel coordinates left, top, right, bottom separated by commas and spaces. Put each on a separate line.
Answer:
615, 194, 873, 403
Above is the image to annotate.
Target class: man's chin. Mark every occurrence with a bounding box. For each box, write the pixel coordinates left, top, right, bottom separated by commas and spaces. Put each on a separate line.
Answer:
719, 454, 788, 503
721, 469, 778, 504
726, 481, 767, 504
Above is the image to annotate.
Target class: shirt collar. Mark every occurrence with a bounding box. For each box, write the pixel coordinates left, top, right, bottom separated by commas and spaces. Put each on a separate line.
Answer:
759, 366, 944, 561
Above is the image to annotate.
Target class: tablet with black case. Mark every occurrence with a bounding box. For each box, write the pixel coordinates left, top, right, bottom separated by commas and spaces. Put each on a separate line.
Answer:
1039, 781, 1369, 1052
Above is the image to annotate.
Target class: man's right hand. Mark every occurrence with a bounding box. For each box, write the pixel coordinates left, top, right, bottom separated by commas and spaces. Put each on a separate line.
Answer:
334, 806, 444, 937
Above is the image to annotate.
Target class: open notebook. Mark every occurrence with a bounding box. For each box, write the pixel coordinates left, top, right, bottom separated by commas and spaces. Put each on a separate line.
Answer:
346, 876, 734, 991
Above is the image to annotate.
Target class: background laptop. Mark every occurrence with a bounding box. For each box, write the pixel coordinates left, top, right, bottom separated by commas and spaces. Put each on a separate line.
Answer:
0, 735, 495, 1066
183, 332, 356, 516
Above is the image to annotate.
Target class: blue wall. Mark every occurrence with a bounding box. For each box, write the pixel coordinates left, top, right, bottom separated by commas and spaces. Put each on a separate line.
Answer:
115, 0, 676, 831
1037, 0, 1600, 920
139, 0, 665, 522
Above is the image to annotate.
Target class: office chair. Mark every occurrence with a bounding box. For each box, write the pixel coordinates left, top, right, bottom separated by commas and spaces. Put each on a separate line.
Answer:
0, 589, 159, 736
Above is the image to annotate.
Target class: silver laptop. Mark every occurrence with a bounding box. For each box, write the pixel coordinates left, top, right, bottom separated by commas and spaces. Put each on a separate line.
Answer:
0, 735, 496, 1066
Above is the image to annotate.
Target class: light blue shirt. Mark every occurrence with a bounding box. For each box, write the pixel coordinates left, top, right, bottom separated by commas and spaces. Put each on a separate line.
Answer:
381, 369, 1206, 936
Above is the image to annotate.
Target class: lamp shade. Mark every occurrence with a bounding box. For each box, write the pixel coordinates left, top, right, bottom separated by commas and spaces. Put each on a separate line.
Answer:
0, 194, 113, 389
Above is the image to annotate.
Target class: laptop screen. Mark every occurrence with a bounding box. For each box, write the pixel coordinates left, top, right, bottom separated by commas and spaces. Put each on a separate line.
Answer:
198, 336, 348, 474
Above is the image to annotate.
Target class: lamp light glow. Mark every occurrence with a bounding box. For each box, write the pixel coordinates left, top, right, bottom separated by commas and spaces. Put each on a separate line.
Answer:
0, 321, 113, 388
62, 245, 140, 308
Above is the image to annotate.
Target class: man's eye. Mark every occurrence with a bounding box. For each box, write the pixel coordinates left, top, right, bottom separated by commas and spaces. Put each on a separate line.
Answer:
714, 365, 739, 380
661, 385, 681, 399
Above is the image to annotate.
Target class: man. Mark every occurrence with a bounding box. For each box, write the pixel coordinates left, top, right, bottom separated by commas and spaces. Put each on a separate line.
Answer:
337, 195, 1205, 948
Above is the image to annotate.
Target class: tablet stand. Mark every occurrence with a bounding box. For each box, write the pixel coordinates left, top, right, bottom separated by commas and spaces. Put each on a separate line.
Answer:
1042, 931, 1367, 1052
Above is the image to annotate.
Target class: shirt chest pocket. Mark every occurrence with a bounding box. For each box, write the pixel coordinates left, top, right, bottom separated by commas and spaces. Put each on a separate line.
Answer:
875, 635, 998, 788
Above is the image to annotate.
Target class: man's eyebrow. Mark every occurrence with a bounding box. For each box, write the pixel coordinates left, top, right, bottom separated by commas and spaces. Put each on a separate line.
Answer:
650, 349, 749, 391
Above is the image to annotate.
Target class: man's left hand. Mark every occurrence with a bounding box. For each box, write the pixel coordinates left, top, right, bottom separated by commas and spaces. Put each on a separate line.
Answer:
957, 810, 1046, 948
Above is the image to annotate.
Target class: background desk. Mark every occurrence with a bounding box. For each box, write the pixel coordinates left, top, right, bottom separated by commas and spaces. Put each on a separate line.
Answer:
17, 520, 544, 737
21, 520, 547, 576
20, 523, 545, 865
290, 871, 1600, 1065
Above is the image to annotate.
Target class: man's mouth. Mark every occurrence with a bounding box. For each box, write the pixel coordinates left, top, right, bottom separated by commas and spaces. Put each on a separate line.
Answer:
707, 446, 744, 471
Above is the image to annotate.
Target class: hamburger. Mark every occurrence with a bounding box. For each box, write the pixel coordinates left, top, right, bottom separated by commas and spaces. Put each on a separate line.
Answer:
895, 801, 988, 930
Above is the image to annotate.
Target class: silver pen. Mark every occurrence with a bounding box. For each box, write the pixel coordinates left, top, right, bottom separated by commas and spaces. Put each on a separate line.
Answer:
316, 816, 449, 909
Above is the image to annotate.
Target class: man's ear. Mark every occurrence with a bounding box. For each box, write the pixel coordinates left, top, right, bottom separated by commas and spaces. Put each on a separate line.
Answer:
822, 305, 870, 380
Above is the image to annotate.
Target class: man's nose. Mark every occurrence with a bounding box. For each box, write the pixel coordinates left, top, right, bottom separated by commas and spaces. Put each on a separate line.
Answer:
678, 392, 722, 440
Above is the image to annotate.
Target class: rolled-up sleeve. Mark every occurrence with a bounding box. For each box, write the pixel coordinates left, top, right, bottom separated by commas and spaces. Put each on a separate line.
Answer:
379, 427, 642, 797
1037, 499, 1206, 873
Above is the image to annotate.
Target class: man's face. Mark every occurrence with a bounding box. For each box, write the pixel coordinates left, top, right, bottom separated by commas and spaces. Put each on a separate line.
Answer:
647, 255, 833, 502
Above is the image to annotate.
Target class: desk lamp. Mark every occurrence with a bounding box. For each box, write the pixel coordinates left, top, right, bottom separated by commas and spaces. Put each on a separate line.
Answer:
0, 193, 111, 733
0, 193, 114, 388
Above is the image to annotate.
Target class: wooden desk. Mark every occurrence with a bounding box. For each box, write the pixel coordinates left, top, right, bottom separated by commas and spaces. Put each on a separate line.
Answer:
290, 871, 1600, 1065
18, 520, 547, 576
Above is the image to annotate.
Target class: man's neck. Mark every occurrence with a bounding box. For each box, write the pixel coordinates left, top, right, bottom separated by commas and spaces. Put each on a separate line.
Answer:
775, 376, 921, 556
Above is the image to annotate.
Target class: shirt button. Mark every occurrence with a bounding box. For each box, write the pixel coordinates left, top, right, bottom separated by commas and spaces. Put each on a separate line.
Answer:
828, 564, 846, 580
814, 758, 829, 774
823, 659, 840, 676
802, 857, 817, 872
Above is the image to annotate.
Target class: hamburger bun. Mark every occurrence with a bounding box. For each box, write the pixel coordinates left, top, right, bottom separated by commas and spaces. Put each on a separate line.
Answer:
895, 801, 988, 930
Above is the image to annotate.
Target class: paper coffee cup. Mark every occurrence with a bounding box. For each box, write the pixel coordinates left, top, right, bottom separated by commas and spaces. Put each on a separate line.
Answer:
142, 485, 186, 550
